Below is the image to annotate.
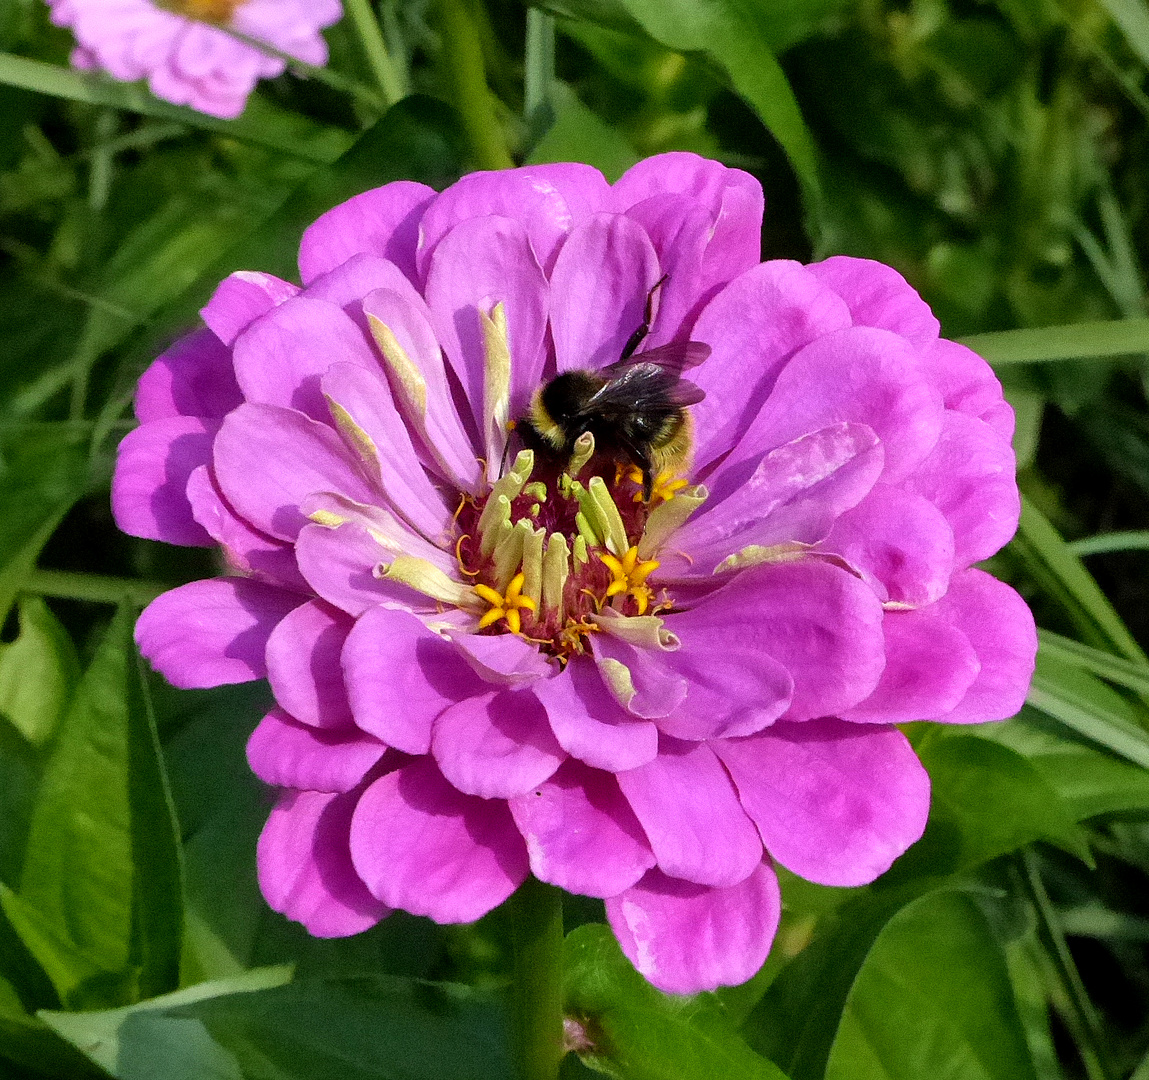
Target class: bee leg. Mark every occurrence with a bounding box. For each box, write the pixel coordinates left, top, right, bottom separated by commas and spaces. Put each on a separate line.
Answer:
620, 273, 670, 360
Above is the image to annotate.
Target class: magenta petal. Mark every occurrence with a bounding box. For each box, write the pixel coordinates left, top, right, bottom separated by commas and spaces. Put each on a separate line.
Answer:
136, 578, 301, 688
265, 600, 355, 728
231, 296, 378, 423
509, 759, 655, 897
349, 757, 529, 923
840, 608, 980, 724
185, 466, 308, 591
606, 863, 780, 995
549, 213, 662, 372
903, 410, 1020, 568
730, 326, 944, 485
134, 328, 241, 423
531, 658, 659, 772
247, 708, 387, 792
294, 522, 437, 616
689, 262, 853, 471
616, 739, 762, 888
342, 606, 483, 754
931, 568, 1037, 723
298, 181, 435, 285
258, 789, 389, 937
920, 338, 1014, 441
433, 689, 565, 799
592, 635, 688, 720
422, 215, 549, 438
817, 483, 955, 607
200, 270, 299, 347
715, 719, 930, 887
213, 403, 375, 541
112, 416, 218, 546
445, 630, 556, 687
809, 256, 940, 349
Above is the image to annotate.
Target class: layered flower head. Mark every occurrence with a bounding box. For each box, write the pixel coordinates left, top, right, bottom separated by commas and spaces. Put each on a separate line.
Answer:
47, 0, 342, 118
113, 153, 1037, 995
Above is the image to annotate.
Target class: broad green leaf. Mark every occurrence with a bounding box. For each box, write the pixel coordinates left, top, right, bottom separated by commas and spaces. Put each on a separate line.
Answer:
40, 966, 292, 1078
0, 973, 107, 1080
0, 53, 353, 164
174, 976, 514, 1080
961, 317, 1149, 364
0, 712, 42, 889
19, 606, 183, 1008
1007, 388, 1045, 471
592, 0, 820, 212
824, 891, 1038, 1080
1012, 496, 1146, 662
527, 81, 639, 182
1027, 650, 1149, 770
0, 596, 80, 748
564, 924, 787, 1080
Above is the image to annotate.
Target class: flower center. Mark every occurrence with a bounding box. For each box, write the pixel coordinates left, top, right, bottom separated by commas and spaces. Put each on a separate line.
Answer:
453, 441, 702, 661
158, 0, 243, 22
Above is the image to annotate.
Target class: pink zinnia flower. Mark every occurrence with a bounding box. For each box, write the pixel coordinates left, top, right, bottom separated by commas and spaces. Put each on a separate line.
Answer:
112, 154, 1037, 995
47, 0, 342, 119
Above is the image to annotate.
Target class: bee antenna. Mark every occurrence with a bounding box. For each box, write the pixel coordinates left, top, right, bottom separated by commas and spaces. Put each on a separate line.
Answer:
498, 421, 516, 478
620, 273, 670, 361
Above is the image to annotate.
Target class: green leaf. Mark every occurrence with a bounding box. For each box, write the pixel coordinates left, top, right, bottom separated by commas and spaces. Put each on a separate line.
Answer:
824, 891, 1038, 1080
0, 53, 354, 164
1012, 496, 1146, 663
602, 0, 820, 213
564, 924, 787, 1080
39, 966, 292, 1078
1037, 628, 1149, 697
527, 81, 639, 182
18, 606, 183, 1008
0, 596, 80, 748
961, 317, 1149, 364
0, 975, 108, 1080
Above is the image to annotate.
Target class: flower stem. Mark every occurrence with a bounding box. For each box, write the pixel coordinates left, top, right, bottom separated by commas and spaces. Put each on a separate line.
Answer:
510, 877, 565, 1080
523, 8, 555, 131
343, 0, 406, 106
436, 0, 514, 171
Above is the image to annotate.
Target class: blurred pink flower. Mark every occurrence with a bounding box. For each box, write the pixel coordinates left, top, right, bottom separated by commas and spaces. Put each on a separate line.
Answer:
113, 154, 1037, 995
47, 0, 342, 118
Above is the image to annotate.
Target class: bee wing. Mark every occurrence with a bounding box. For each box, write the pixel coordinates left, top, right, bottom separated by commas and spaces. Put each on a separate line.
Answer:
582, 363, 705, 417
602, 340, 711, 377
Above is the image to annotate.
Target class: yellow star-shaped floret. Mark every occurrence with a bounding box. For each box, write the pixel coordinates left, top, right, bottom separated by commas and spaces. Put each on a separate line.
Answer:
599, 545, 660, 615
475, 572, 537, 634
623, 465, 689, 504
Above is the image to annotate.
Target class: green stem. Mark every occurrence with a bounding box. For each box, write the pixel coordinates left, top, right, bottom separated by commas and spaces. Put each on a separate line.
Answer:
524, 8, 556, 132
510, 877, 565, 1080
437, 0, 514, 170
26, 569, 167, 606
344, 0, 407, 106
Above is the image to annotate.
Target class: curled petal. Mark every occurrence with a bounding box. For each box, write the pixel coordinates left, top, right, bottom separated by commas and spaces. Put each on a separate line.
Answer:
265, 600, 355, 728
920, 338, 1015, 442
606, 863, 781, 995
201, 270, 299, 347
715, 719, 930, 887
136, 578, 301, 688
445, 630, 556, 687
349, 757, 529, 923
247, 709, 387, 792
134, 328, 241, 423
258, 789, 389, 938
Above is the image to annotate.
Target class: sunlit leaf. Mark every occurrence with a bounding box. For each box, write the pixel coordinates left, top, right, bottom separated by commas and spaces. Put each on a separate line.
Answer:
961, 317, 1149, 364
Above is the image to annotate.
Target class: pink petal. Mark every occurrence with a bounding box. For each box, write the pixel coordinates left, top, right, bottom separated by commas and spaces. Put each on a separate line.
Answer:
200, 271, 299, 347
135, 578, 302, 688
265, 599, 355, 728
808, 256, 940, 350
817, 482, 955, 608
840, 607, 980, 724
715, 718, 930, 887
342, 606, 484, 754
134, 328, 241, 423
903, 410, 1020, 568
247, 708, 387, 792
689, 262, 853, 471
606, 863, 780, 995
591, 635, 688, 720
727, 326, 944, 486
185, 465, 309, 591
349, 757, 529, 923
616, 739, 762, 888
531, 658, 659, 772
112, 416, 218, 546
213, 403, 376, 541
298, 181, 435, 285
509, 759, 655, 897
930, 568, 1037, 723
231, 296, 378, 423
548, 213, 662, 373
258, 789, 389, 937
920, 338, 1014, 442
422, 215, 549, 438
444, 630, 556, 687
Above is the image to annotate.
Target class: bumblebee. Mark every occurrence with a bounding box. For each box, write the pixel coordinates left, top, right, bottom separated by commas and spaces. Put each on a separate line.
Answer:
516, 280, 709, 500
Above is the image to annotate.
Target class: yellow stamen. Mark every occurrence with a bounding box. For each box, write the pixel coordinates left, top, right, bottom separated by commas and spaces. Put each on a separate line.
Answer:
599, 545, 660, 615
475, 571, 536, 634
626, 465, 689, 504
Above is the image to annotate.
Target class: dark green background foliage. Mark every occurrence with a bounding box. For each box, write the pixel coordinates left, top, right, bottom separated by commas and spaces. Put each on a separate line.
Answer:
4, 0, 1149, 1076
